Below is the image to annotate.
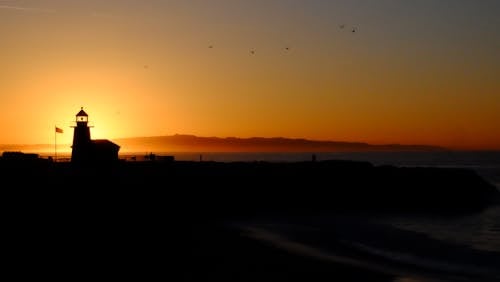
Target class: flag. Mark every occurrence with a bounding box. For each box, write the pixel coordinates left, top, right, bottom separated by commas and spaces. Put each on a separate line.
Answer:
55, 126, 63, 133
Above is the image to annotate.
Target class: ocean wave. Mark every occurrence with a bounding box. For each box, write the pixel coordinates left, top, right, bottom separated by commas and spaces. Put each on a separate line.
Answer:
343, 241, 500, 280
237, 222, 500, 282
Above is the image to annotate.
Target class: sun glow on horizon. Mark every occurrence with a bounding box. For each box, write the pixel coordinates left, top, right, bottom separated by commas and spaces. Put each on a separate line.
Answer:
1, 1, 499, 150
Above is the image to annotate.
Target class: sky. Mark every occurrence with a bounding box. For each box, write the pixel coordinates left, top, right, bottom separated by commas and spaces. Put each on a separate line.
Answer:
1, 0, 499, 150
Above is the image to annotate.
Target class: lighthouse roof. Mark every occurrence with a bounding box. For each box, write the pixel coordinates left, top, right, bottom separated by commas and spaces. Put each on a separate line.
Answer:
76, 107, 88, 117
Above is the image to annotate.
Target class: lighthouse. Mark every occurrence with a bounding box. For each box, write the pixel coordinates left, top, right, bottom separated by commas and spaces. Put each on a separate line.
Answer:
71, 107, 120, 164
71, 107, 91, 163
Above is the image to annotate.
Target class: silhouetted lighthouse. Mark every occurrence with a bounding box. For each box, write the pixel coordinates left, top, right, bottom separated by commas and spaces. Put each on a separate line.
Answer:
71, 107, 91, 163
71, 107, 120, 164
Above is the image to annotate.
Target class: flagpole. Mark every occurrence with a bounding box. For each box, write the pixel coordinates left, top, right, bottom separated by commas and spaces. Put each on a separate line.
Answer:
55, 126, 57, 162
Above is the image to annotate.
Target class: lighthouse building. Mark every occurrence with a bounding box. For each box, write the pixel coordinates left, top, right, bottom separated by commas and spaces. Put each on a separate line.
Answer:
71, 108, 120, 163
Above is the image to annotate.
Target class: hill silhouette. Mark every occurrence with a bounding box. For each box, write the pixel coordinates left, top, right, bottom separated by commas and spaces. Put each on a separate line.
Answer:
0, 134, 446, 153
114, 134, 446, 153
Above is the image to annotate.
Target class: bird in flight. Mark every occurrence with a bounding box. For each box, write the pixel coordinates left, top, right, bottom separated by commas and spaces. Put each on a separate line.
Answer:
339, 24, 345, 29
250, 49, 255, 55
285, 47, 290, 51
352, 27, 358, 33
208, 45, 213, 49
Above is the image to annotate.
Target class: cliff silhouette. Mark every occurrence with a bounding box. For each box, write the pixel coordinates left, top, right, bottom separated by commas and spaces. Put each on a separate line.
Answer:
1, 157, 496, 215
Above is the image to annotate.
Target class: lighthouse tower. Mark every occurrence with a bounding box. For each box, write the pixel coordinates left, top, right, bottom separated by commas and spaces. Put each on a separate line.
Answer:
71, 107, 91, 163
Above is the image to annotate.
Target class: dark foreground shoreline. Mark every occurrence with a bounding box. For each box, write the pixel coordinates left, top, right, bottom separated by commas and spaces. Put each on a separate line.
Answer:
2, 158, 498, 213
2, 159, 499, 281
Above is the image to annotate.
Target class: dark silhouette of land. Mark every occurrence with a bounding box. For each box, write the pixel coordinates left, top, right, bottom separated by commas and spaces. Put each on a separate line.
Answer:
114, 134, 446, 153
0, 134, 446, 154
2, 158, 494, 213
2, 156, 498, 281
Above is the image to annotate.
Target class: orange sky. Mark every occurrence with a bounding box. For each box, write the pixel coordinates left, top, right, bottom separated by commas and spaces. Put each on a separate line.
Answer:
1, 1, 499, 150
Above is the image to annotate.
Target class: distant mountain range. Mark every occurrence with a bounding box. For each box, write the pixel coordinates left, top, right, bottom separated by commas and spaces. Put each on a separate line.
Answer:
0, 134, 446, 153
111, 134, 446, 153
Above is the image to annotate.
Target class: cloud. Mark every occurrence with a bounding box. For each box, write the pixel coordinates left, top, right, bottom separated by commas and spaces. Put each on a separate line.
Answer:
0, 5, 55, 13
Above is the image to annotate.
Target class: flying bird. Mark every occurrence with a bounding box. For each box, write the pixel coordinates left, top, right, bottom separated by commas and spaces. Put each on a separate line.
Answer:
285, 47, 290, 51
352, 27, 358, 33
208, 45, 213, 49
250, 49, 255, 55
339, 24, 345, 29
